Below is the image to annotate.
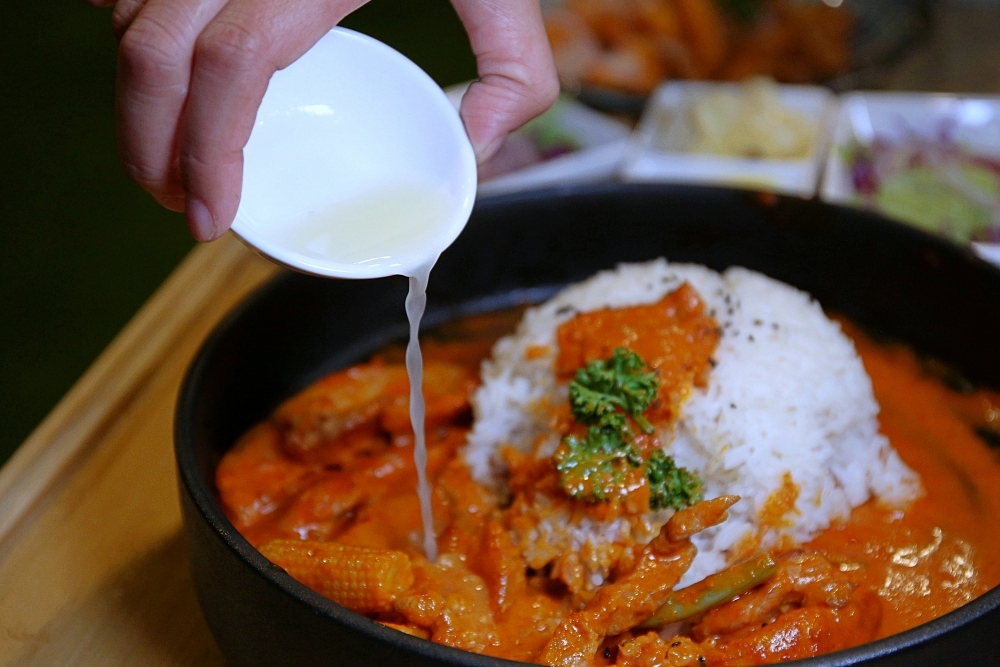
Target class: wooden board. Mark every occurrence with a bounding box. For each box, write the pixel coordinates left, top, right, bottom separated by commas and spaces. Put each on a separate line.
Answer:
0, 235, 279, 666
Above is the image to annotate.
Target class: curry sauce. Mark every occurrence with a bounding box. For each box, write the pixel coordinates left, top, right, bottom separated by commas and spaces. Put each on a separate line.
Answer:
217, 303, 1000, 665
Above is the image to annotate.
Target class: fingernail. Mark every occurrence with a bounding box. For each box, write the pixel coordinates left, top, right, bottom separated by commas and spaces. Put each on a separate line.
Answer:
186, 197, 218, 241
158, 194, 186, 213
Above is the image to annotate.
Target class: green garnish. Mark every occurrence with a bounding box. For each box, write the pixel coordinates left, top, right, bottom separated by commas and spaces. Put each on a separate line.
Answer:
554, 428, 643, 502
646, 449, 704, 511
555, 347, 703, 510
569, 348, 658, 434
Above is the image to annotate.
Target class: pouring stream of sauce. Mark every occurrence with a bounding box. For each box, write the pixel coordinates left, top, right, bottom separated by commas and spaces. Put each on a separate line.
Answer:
404, 262, 438, 561
256, 184, 458, 562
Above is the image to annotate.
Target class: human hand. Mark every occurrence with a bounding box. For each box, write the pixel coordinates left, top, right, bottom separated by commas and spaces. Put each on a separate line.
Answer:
88, 0, 558, 241
87, 0, 558, 241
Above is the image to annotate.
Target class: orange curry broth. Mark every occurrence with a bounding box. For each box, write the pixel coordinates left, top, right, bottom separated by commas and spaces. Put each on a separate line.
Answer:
216, 290, 1000, 665
806, 321, 1000, 639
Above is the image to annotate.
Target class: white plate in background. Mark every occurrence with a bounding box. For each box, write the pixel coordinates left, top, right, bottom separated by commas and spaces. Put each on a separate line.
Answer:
820, 92, 1000, 204
621, 81, 838, 197
820, 92, 1000, 267
446, 85, 632, 196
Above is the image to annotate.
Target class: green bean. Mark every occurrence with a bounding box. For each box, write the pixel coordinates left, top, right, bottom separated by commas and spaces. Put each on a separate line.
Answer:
641, 552, 777, 628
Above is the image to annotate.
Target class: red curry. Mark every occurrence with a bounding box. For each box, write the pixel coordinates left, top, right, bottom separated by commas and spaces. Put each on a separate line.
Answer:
216, 288, 1000, 666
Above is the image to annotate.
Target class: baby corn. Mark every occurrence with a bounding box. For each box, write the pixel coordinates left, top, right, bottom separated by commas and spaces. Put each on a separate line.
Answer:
259, 539, 414, 613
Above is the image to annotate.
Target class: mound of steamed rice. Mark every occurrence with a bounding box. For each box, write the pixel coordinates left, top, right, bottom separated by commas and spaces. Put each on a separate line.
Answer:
464, 259, 922, 584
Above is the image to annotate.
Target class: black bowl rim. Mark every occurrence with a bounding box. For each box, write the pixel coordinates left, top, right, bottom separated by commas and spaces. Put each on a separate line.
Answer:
176, 182, 1000, 667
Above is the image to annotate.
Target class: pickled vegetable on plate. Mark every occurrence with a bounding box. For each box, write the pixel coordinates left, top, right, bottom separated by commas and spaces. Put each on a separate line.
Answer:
845, 130, 1000, 244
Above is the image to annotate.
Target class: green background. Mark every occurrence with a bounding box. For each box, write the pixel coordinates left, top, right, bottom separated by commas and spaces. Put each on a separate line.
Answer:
0, 0, 477, 465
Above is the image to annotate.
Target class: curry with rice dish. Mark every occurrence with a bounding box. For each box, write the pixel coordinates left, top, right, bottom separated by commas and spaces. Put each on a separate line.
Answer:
217, 260, 1000, 666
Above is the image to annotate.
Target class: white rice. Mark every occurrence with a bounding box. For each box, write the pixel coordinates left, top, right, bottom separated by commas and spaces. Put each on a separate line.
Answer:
464, 259, 922, 585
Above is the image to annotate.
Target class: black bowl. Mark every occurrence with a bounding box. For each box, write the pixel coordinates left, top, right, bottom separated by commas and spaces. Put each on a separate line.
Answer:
176, 183, 1000, 667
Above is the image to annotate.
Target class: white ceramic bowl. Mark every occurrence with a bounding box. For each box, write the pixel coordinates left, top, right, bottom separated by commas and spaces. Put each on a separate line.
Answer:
232, 28, 477, 279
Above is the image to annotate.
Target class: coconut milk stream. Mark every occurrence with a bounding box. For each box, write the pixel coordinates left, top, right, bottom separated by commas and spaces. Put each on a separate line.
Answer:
404, 261, 438, 562
276, 186, 460, 562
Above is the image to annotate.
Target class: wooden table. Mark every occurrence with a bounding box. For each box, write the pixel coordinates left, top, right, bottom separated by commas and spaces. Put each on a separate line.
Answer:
0, 236, 279, 666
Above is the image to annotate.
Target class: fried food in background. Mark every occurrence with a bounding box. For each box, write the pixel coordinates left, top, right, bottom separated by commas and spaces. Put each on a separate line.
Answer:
545, 0, 853, 94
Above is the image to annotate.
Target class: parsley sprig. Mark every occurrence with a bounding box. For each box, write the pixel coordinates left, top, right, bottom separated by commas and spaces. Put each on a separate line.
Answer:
569, 348, 658, 434
646, 450, 704, 511
554, 347, 704, 511
554, 428, 643, 502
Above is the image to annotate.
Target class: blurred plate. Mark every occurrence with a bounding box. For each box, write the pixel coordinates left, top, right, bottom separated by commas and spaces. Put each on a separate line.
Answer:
820, 91, 1000, 264
447, 86, 633, 196
622, 81, 837, 196
478, 98, 632, 196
